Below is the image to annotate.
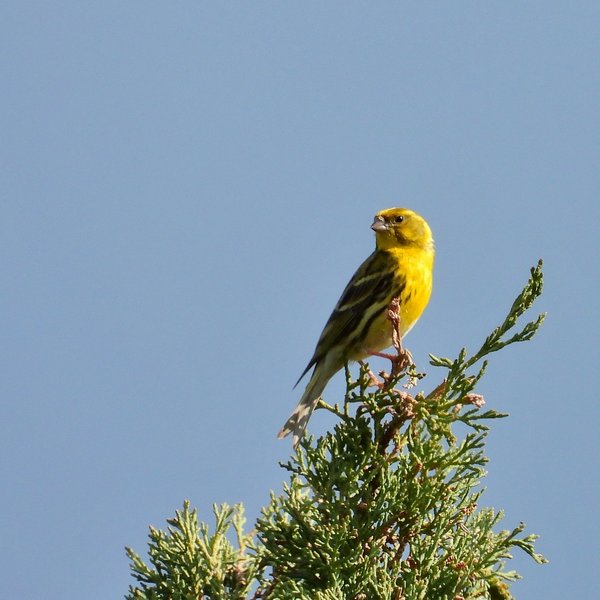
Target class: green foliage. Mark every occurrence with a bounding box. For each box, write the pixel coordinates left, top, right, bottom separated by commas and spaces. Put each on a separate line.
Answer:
126, 262, 547, 600
126, 503, 257, 600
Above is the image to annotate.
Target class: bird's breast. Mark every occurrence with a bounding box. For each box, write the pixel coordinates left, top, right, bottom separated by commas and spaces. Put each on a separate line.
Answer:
349, 251, 433, 360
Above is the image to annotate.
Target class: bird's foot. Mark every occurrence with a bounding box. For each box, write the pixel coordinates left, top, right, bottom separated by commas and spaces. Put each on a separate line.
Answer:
391, 348, 414, 378
366, 348, 413, 379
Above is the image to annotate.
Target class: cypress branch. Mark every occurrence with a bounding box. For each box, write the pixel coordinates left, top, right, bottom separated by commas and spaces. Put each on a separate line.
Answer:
126, 262, 548, 600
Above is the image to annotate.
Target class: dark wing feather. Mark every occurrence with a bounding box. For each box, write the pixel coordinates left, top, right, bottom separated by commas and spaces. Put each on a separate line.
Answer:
294, 250, 399, 387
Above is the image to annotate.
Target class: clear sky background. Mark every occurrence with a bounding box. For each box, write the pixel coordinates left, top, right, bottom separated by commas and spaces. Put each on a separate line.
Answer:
2, 3, 599, 598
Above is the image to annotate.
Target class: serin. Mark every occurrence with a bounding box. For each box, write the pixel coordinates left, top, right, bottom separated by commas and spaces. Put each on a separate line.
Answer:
278, 208, 435, 447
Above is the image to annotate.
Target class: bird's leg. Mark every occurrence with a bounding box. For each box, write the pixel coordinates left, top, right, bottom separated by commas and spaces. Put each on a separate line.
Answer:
368, 349, 399, 361
364, 298, 415, 385
366, 348, 414, 381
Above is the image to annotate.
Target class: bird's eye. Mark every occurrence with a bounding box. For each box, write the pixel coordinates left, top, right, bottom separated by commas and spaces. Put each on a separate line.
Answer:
393, 215, 404, 223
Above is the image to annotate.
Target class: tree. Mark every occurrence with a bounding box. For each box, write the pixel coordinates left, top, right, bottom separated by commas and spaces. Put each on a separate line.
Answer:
125, 262, 547, 600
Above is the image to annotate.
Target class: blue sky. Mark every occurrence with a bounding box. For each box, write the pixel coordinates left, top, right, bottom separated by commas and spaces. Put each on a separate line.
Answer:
2, 3, 599, 598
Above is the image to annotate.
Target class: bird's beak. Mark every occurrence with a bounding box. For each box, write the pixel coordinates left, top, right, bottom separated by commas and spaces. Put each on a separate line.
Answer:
371, 216, 387, 232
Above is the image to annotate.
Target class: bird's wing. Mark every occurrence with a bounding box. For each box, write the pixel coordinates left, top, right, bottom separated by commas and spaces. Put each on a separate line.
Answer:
295, 250, 405, 386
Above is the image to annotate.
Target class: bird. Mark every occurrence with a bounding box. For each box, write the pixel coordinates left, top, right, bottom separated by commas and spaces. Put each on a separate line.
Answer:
278, 207, 435, 448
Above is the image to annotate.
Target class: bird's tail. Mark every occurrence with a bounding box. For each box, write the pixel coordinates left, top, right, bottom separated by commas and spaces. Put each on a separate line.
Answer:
278, 364, 331, 448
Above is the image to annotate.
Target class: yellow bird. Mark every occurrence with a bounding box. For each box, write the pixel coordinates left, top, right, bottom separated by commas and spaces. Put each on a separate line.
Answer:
278, 208, 435, 447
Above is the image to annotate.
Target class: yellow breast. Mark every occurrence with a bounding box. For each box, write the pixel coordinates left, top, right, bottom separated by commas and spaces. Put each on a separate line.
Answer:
353, 246, 433, 359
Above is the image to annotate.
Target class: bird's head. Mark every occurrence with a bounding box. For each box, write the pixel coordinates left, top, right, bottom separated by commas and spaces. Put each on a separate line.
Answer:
371, 208, 434, 253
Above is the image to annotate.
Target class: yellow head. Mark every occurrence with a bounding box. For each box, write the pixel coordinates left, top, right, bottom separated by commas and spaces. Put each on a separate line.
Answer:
371, 208, 434, 253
